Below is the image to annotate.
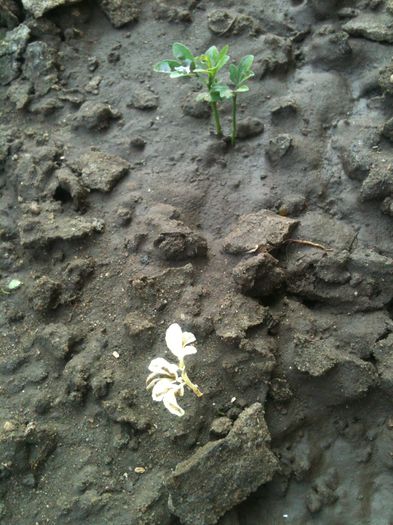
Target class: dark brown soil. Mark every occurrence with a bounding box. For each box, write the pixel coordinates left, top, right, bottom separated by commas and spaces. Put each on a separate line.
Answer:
1, 1, 393, 524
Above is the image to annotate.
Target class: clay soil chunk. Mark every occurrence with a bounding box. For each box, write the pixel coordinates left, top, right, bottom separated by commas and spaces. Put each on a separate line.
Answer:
0, 0, 21, 29
79, 150, 129, 192
99, 0, 141, 28
18, 211, 104, 247
213, 293, 269, 341
21, 0, 80, 18
0, 24, 30, 86
343, 15, 393, 44
233, 252, 285, 298
168, 403, 278, 525
294, 335, 377, 402
223, 209, 299, 254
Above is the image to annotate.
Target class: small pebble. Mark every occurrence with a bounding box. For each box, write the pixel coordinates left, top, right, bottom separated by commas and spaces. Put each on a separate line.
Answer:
3, 421, 16, 432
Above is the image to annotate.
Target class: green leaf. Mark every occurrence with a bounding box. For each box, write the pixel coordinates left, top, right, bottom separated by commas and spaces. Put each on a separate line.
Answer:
7, 279, 22, 290
218, 45, 229, 62
209, 90, 223, 102
216, 45, 230, 71
235, 85, 249, 93
154, 60, 181, 73
169, 70, 190, 78
215, 53, 230, 72
212, 83, 233, 99
172, 42, 194, 62
193, 67, 209, 75
206, 46, 219, 66
239, 54, 254, 73
229, 64, 239, 85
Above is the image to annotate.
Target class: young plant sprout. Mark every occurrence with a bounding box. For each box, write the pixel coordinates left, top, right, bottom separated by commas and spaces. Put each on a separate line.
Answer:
146, 323, 203, 417
154, 43, 254, 146
228, 55, 255, 145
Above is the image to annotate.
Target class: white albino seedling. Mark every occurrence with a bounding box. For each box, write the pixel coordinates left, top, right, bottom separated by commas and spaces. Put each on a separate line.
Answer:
146, 323, 203, 417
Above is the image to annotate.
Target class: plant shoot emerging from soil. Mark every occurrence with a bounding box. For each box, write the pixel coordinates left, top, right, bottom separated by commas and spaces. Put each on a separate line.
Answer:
154, 43, 254, 145
146, 323, 203, 417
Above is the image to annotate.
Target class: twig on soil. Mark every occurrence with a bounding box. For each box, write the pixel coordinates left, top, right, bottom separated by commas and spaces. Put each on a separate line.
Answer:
245, 238, 332, 254
280, 239, 333, 251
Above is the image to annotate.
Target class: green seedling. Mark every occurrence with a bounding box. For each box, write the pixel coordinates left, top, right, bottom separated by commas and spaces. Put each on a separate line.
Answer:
228, 54, 255, 145
154, 43, 254, 146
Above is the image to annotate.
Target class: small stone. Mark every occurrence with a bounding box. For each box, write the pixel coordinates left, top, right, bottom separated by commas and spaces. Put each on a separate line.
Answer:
232, 252, 285, 298
3, 421, 16, 432
21, 473, 36, 487
382, 196, 393, 218
21, 0, 80, 18
207, 9, 258, 36
266, 134, 293, 163
130, 88, 159, 110
134, 466, 146, 474
87, 56, 99, 72
73, 101, 120, 131
84, 75, 102, 94
130, 136, 146, 149
29, 276, 62, 312
210, 417, 233, 438
207, 9, 236, 34
153, 1, 192, 22
124, 312, 155, 337
382, 117, 393, 142
237, 117, 264, 140
269, 378, 293, 402
7, 81, 32, 110
278, 194, 307, 217
79, 150, 129, 192
153, 228, 208, 261
100, 0, 141, 28
112, 351, 120, 359
107, 50, 120, 63
223, 210, 299, 255
360, 164, 393, 202
115, 206, 133, 226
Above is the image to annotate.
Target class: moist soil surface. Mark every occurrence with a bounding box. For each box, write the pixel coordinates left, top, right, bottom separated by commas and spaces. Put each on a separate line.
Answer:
2, 1, 393, 524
